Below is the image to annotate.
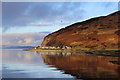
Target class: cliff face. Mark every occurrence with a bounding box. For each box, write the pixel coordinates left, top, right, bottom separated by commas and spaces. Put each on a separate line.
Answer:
41, 11, 120, 49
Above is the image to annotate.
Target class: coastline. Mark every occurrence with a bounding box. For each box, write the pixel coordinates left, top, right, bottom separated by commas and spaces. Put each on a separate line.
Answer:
23, 48, 120, 52
23, 48, 72, 52
23, 48, 120, 58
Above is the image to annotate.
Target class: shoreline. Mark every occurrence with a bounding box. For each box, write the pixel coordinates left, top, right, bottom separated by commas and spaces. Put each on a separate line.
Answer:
23, 48, 120, 52
23, 48, 120, 57
23, 48, 72, 52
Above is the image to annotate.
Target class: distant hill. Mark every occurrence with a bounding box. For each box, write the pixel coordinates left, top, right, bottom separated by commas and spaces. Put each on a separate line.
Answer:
2, 45, 35, 49
41, 11, 120, 49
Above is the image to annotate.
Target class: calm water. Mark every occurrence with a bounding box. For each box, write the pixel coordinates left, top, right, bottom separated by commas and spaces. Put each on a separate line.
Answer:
2, 49, 120, 79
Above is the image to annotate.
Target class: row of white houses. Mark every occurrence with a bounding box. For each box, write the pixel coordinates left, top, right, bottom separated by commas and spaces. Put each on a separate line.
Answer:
35, 46, 71, 49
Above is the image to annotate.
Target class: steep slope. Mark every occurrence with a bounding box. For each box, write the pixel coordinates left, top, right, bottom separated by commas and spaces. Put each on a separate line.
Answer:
41, 11, 120, 49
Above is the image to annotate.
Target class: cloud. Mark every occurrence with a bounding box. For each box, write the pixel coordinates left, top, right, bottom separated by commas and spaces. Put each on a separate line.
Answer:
2, 2, 32, 31
2, 2, 85, 31
24, 38, 34, 43
2, 32, 49, 46
2, 2, 118, 32
27, 24, 52, 27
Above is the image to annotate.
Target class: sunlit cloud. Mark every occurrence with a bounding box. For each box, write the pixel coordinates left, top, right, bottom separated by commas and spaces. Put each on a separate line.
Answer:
2, 32, 49, 46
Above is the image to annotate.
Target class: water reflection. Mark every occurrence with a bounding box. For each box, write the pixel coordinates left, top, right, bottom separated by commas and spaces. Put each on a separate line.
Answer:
36, 51, 120, 79
2, 49, 73, 78
2, 49, 120, 79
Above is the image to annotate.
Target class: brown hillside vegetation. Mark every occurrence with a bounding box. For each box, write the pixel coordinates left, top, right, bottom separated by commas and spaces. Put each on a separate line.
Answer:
41, 11, 120, 49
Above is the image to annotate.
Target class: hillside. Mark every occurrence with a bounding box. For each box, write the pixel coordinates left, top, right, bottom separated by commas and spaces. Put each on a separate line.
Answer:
41, 11, 120, 49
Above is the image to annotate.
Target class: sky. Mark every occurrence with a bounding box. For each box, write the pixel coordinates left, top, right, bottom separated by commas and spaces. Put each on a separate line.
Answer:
2, 32, 49, 46
2, 2, 118, 33
1, 2, 119, 46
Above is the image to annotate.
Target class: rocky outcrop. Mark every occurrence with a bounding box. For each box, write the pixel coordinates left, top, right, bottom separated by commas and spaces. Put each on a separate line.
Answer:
41, 11, 120, 49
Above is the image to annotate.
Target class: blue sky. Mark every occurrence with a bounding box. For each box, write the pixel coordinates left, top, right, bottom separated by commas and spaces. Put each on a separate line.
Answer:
2, 2, 118, 33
